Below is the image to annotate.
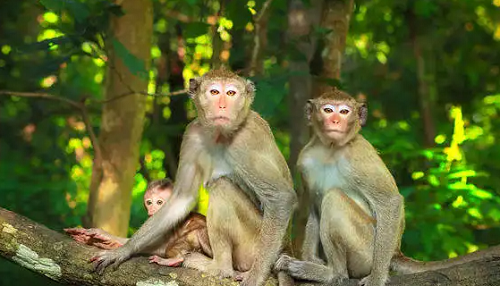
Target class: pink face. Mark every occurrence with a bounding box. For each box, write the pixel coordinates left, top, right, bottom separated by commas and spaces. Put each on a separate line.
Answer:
204, 82, 243, 126
320, 103, 353, 140
143, 187, 172, 217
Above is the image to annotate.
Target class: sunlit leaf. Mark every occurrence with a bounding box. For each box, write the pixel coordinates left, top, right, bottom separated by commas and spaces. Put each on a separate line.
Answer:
40, 0, 89, 23
447, 170, 476, 179
470, 187, 493, 199
467, 208, 483, 219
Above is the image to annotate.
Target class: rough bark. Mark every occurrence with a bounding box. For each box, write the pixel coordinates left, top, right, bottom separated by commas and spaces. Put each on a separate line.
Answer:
86, 0, 153, 236
315, 0, 354, 94
0, 208, 261, 286
2, 207, 500, 286
287, 0, 323, 253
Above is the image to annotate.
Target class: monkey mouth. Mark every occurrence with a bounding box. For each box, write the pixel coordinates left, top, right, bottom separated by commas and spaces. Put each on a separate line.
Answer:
324, 129, 345, 133
212, 116, 231, 124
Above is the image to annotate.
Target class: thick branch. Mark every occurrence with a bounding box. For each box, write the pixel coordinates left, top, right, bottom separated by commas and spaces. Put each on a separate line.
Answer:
0, 207, 269, 286
1, 207, 500, 285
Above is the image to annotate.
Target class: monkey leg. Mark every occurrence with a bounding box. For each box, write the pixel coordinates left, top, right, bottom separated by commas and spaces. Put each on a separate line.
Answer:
184, 178, 260, 278
209, 177, 261, 273
323, 188, 375, 279
278, 188, 374, 284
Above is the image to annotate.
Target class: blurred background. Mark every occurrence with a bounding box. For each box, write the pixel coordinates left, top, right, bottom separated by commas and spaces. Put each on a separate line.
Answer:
1, 0, 500, 284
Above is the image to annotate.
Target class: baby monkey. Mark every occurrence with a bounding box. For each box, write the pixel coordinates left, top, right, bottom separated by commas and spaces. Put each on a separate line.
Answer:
65, 179, 212, 267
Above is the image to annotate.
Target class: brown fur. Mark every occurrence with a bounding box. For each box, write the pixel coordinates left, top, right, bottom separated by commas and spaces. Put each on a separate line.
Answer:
91, 69, 296, 286
276, 89, 500, 286
66, 180, 212, 265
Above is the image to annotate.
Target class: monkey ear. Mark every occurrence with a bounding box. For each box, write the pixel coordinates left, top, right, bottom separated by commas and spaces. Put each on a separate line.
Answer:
358, 103, 368, 127
245, 79, 256, 99
305, 99, 314, 122
188, 78, 200, 98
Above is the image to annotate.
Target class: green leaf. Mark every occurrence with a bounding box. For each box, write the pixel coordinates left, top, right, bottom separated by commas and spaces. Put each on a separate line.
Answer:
184, 22, 211, 39
112, 38, 148, 79
447, 170, 476, 179
39, 0, 90, 23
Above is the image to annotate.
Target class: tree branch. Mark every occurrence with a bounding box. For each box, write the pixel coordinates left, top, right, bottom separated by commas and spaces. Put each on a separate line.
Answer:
0, 207, 274, 286
249, 0, 273, 76
2, 207, 500, 285
0, 91, 104, 169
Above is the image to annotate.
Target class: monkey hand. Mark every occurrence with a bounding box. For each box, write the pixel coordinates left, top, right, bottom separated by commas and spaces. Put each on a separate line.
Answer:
358, 273, 389, 286
274, 254, 293, 272
64, 227, 94, 244
90, 247, 132, 274
148, 256, 184, 267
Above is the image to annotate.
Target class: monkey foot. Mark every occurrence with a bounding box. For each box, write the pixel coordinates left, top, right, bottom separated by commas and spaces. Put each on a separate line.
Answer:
358, 274, 389, 286
149, 256, 184, 267
234, 270, 249, 281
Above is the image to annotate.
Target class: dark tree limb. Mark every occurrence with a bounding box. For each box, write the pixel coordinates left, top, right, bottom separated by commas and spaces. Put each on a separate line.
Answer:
1, 207, 500, 286
0, 207, 274, 286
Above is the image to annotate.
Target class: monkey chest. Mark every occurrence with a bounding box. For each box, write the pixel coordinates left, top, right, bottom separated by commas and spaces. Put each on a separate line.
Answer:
304, 161, 347, 194
202, 151, 233, 184
303, 159, 371, 216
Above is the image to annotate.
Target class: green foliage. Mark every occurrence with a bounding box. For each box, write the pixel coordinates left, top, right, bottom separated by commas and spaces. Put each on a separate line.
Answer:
1, 0, 500, 284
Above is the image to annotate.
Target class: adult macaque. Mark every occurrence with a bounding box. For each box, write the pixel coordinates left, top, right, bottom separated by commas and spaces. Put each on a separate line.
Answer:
91, 69, 297, 286
66, 179, 211, 267
275, 88, 500, 286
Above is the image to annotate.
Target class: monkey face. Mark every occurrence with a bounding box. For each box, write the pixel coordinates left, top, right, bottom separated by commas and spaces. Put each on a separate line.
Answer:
144, 188, 172, 216
199, 80, 247, 126
189, 69, 255, 135
307, 89, 367, 146
318, 103, 353, 141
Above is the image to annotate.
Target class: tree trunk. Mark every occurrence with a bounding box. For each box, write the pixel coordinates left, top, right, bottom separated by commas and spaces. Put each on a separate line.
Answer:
85, 0, 153, 236
315, 0, 354, 94
407, 10, 436, 147
3, 207, 500, 286
287, 0, 323, 253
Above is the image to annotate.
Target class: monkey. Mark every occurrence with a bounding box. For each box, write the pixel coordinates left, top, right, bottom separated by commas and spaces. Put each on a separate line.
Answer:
181, 177, 261, 278
90, 68, 297, 286
65, 179, 212, 267
274, 88, 500, 286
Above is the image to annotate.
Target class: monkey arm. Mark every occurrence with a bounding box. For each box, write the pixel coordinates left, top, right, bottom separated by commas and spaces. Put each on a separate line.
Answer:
301, 208, 321, 262
92, 126, 204, 273
125, 163, 201, 254
297, 172, 321, 262
234, 155, 297, 286
354, 149, 404, 285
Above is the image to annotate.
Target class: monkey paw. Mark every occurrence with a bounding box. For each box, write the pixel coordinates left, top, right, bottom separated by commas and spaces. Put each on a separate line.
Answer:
274, 254, 294, 272
358, 274, 389, 286
234, 270, 249, 281
90, 248, 132, 274
149, 256, 184, 267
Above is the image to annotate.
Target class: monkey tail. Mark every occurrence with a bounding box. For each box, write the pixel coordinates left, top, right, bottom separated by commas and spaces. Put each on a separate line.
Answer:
390, 245, 500, 275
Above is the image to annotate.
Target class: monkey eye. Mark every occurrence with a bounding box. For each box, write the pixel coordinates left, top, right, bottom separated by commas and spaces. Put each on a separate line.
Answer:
146, 200, 153, 206
226, 90, 236, 96
210, 89, 220, 95
340, 109, 350, 115
323, 107, 333, 113
157, 200, 163, 205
